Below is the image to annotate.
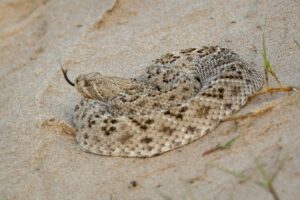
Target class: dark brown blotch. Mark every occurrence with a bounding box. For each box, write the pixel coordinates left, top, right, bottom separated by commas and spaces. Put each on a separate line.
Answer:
181, 95, 189, 101
147, 146, 153, 151
101, 126, 116, 136
152, 102, 161, 108
101, 125, 116, 136
161, 126, 175, 135
218, 88, 225, 93
180, 48, 196, 54
74, 105, 79, 111
164, 110, 171, 115
163, 78, 170, 83
88, 120, 96, 128
81, 112, 87, 119
194, 77, 201, 85
231, 86, 241, 95
80, 100, 84, 106
164, 109, 183, 120
155, 86, 161, 92
175, 113, 183, 120
140, 125, 148, 130
109, 127, 116, 132
110, 119, 118, 124
145, 119, 154, 124
202, 93, 212, 97
182, 87, 190, 92
221, 75, 243, 80
225, 103, 232, 109
88, 116, 95, 127
83, 133, 89, 139
118, 134, 133, 144
186, 126, 196, 133
195, 106, 211, 118
179, 106, 188, 113
140, 137, 153, 143
131, 118, 142, 126
169, 95, 176, 101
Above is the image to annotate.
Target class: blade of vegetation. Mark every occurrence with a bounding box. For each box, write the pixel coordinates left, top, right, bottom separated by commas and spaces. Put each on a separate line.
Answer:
295, 40, 300, 49
218, 156, 284, 200
202, 136, 239, 156
216, 166, 250, 183
262, 35, 281, 86
254, 159, 281, 200
223, 136, 240, 148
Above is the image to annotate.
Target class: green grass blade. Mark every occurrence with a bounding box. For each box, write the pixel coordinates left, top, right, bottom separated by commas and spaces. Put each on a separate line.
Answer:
261, 34, 281, 86
295, 40, 300, 49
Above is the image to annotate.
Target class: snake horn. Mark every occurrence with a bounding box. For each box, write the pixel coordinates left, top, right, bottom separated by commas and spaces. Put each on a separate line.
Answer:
61, 68, 75, 87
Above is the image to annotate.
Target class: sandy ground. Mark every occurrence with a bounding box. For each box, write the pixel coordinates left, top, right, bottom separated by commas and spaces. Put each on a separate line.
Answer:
0, 0, 300, 199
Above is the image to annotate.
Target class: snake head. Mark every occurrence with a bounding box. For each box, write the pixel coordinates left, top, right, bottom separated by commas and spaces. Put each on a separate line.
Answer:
74, 72, 106, 100
62, 68, 141, 101
61, 68, 104, 100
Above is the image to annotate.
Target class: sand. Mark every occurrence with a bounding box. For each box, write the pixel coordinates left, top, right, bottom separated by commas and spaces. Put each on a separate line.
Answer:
1, 0, 300, 199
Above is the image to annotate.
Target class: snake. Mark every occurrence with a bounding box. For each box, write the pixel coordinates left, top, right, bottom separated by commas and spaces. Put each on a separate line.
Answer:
62, 46, 263, 157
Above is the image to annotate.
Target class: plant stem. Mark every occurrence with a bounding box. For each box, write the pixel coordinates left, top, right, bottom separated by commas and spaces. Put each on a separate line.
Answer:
269, 184, 280, 200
